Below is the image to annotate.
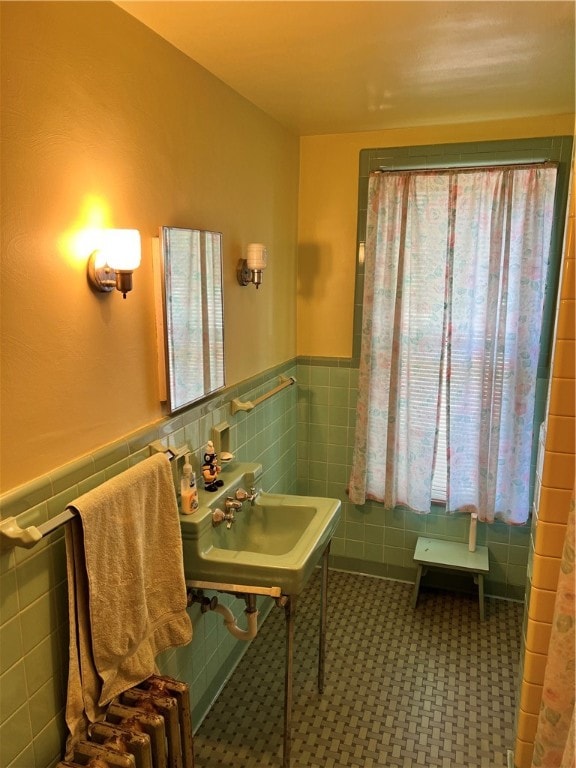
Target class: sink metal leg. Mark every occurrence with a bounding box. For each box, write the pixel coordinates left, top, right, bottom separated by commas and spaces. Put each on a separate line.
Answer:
318, 543, 330, 694
282, 547, 330, 767
283, 594, 296, 768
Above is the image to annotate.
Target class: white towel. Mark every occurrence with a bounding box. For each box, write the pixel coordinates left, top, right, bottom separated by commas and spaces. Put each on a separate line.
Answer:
64, 453, 192, 754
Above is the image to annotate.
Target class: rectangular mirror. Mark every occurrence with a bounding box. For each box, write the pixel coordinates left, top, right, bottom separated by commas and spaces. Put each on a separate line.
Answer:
159, 226, 225, 413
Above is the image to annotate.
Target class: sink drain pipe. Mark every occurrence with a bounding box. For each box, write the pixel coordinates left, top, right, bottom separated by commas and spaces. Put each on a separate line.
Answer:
187, 589, 259, 641
213, 602, 259, 641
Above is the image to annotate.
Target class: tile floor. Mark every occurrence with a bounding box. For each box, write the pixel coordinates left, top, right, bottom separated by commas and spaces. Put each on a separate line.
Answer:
193, 569, 523, 767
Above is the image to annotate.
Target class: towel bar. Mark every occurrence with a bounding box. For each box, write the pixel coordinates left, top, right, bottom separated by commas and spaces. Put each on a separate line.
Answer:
230, 375, 296, 414
0, 449, 184, 550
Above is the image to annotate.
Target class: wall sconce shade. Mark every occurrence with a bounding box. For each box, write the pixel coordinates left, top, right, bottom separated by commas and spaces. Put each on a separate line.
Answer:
237, 243, 268, 288
87, 229, 141, 298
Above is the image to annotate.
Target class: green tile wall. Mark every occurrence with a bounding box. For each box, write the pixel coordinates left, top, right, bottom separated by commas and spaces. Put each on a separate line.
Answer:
0, 351, 539, 768
0, 362, 297, 768
296, 358, 531, 600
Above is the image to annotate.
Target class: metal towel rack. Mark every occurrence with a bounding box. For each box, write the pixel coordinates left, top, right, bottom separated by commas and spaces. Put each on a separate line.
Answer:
230, 375, 296, 415
0, 446, 186, 550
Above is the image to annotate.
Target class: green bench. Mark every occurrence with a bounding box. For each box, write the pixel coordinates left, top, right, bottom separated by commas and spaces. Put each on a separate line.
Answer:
412, 536, 489, 620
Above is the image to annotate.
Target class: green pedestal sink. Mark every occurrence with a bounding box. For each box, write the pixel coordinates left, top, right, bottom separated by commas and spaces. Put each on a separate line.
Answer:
180, 462, 341, 768
180, 462, 341, 595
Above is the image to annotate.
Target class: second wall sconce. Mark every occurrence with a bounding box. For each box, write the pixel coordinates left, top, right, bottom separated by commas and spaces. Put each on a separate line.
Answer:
237, 243, 268, 289
87, 229, 141, 299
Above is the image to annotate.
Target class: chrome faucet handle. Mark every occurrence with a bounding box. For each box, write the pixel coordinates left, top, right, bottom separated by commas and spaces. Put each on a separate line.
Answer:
235, 488, 250, 501
212, 507, 236, 528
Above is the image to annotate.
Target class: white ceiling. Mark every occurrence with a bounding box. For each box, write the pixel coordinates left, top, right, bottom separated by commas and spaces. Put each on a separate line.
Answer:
116, 1, 575, 136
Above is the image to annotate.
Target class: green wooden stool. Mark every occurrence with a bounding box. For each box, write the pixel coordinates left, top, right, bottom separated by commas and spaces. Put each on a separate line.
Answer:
412, 536, 490, 620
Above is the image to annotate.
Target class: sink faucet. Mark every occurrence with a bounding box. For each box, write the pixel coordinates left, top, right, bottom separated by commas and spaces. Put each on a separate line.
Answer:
235, 487, 259, 506
219, 497, 242, 528
212, 507, 236, 529
212, 491, 259, 529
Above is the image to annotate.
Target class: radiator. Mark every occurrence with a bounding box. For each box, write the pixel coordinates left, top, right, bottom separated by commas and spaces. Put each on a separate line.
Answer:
57, 676, 194, 768
72, 739, 137, 767
135, 675, 194, 768
88, 722, 154, 768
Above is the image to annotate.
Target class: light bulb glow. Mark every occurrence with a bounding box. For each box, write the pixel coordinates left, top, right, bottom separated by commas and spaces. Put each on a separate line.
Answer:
101, 229, 141, 271
246, 243, 267, 271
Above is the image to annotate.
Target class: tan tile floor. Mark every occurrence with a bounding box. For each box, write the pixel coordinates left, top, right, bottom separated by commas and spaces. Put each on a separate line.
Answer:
193, 570, 522, 767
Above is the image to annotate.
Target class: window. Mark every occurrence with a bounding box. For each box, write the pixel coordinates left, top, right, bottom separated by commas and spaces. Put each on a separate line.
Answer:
348, 138, 572, 524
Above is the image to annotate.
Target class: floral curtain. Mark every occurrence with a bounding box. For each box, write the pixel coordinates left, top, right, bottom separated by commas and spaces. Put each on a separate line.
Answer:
348, 165, 557, 524
530, 492, 575, 767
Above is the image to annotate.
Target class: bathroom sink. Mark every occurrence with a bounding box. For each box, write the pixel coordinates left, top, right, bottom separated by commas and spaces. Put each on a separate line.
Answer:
179, 463, 341, 595
212, 501, 317, 555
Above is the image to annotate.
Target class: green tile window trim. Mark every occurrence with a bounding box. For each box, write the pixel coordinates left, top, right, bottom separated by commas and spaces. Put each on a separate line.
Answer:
355, 136, 573, 368
296, 138, 572, 586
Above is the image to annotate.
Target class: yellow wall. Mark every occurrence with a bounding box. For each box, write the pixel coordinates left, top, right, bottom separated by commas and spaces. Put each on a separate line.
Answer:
1, 0, 573, 495
0, 1, 299, 492
297, 115, 575, 357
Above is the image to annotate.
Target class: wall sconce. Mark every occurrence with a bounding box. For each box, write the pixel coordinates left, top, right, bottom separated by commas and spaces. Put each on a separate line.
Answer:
237, 243, 268, 289
87, 229, 141, 298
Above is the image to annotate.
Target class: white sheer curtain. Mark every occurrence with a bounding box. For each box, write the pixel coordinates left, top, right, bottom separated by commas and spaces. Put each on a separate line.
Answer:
348, 164, 557, 524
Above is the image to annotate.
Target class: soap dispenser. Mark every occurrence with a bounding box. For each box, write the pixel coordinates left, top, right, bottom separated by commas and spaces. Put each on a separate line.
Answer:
180, 454, 198, 514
